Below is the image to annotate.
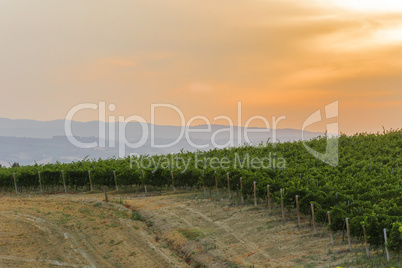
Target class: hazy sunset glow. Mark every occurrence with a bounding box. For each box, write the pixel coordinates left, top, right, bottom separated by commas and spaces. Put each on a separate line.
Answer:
330, 0, 402, 12
1, 0, 401, 134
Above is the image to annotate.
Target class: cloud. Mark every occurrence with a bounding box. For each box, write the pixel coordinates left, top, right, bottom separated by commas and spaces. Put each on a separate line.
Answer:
189, 83, 214, 94
1, 0, 401, 133
70, 57, 138, 81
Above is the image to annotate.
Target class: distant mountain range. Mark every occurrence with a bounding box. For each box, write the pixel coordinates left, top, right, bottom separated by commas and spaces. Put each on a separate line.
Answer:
0, 118, 326, 166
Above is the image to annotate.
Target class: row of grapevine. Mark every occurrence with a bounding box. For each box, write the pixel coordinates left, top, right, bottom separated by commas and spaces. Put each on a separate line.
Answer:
0, 130, 401, 252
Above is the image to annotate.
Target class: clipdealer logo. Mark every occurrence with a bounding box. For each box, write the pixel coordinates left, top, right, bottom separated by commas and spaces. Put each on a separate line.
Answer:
64, 101, 339, 168
302, 101, 339, 167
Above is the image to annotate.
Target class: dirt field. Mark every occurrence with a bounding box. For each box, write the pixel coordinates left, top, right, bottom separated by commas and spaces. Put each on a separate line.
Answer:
0, 190, 389, 267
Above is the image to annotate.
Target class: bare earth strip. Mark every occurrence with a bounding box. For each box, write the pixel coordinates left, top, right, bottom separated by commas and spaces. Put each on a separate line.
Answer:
123, 192, 363, 267
0, 194, 187, 268
1, 191, 367, 267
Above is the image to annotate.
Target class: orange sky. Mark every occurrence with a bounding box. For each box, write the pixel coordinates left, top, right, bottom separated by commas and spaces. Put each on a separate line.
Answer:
1, 0, 401, 134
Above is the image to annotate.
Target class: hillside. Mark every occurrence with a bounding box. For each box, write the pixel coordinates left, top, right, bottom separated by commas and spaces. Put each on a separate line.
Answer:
0, 130, 401, 266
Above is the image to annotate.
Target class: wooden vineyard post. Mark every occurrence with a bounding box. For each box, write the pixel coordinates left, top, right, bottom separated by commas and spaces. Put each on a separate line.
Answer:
142, 171, 147, 196
240, 177, 244, 204
227, 173, 231, 199
345, 218, 352, 251
13, 173, 18, 194
328, 211, 334, 245
38, 171, 43, 194
311, 203, 317, 235
61, 170, 67, 193
267, 185, 271, 214
202, 170, 206, 195
113, 171, 118, 191
103, 187, 109, 202
253, 181, 257, 207
296, 195, 301, 228
226, 172, 232, 199
384, 228, 390, 262
280, 189, 285, 221
215, 171, 218, 195
88, 170, 93, 191
171, 171, 175, 192
362, 225, 369, 258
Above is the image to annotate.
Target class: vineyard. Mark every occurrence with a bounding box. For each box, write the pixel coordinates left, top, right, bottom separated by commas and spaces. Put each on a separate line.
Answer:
1, 130, 402, 257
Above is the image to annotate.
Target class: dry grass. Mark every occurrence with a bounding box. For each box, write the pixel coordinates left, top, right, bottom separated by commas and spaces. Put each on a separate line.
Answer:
0, 190, 398, 267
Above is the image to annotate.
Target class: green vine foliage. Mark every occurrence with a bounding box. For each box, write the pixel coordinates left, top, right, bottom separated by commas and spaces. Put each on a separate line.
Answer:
0, 130, 401, 250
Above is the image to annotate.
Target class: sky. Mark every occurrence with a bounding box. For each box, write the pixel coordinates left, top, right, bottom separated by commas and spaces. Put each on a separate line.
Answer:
1, 0, 401, 134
